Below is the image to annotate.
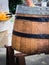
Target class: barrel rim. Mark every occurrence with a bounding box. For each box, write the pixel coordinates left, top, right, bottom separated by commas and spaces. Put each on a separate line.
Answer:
17, 13, 49, 18
16, 5, 49, 15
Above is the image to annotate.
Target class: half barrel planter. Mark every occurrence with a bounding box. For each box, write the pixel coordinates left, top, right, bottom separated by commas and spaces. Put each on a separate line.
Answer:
12, 5, 49, 55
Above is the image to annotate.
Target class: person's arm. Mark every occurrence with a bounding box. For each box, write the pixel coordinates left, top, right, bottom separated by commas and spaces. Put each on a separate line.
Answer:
25, 0, 35, 7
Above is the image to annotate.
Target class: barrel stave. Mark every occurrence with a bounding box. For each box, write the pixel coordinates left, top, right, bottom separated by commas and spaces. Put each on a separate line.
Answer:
12, 13, 49, 54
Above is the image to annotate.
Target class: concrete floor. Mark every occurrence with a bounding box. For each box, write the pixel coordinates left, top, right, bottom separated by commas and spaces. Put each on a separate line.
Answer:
0, 48, 49, 65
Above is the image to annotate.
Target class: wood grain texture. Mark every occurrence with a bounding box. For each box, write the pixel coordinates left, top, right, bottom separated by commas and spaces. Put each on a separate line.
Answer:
12, 14, 49, 54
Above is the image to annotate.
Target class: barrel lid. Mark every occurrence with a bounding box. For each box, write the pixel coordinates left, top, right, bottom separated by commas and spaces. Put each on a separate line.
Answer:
16, 5, 49, 15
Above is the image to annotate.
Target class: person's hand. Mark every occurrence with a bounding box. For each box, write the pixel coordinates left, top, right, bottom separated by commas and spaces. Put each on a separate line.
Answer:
25, 0, 35, 7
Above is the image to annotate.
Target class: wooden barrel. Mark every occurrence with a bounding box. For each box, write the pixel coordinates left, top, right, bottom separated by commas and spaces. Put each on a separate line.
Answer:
12, 5, 49, 54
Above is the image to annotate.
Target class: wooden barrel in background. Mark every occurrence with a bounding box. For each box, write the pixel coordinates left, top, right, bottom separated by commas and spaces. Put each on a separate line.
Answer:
12, 5, 49, 54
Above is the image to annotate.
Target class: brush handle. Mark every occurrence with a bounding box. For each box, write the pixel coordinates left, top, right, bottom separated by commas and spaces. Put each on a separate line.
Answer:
6, 13, 12, 17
